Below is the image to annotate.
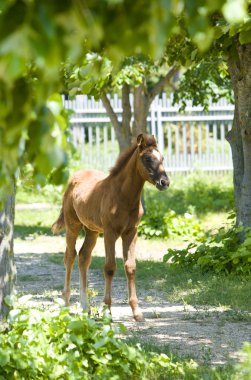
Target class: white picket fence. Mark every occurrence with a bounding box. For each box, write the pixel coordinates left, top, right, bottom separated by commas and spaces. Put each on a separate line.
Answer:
63, 94, 234, 173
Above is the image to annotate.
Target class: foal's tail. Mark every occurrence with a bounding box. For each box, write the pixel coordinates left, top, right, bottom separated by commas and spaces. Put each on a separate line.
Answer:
52, 208, 65, 233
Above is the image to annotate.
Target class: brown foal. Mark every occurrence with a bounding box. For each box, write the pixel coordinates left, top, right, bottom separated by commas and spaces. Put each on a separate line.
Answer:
52, 133, 169, 321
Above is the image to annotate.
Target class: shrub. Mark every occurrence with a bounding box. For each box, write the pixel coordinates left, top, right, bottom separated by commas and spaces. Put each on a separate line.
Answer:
0, 303, 198, 380
138, 172, 234, 240
138, 207, 204, 240
143, 172, 234, 215
164, 222, 251, 274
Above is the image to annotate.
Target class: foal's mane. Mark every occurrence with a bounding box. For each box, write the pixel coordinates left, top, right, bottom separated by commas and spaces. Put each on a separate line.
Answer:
109, 143, 138, 177
109, 135, 157, 177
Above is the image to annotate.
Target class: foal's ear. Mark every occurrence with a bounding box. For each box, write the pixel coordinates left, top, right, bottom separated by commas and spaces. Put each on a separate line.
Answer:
137, 133, 144, 147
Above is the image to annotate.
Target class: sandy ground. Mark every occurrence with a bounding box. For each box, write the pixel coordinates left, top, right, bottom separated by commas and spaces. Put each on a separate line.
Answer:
14, 233, 251, 366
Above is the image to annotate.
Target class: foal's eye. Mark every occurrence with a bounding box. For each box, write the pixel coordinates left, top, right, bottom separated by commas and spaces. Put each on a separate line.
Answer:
144, 156, 152, 163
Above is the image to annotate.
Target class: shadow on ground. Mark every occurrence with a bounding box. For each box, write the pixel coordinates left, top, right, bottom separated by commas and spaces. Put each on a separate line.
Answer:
15, 250, 251, 365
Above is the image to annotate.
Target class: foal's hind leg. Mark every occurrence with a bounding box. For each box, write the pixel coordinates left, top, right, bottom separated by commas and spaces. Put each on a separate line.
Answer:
122, 228, 143, 321
63, 226, 81, 305
78, 228, 99, 310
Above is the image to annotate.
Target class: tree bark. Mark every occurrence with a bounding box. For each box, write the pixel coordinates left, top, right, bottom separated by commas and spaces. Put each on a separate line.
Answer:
132, 83, 150, 137
228, 42, 251, 230
101, 92, 132, 152
236, 44, 251, 229
227, 56, 244, 226
132, 67, 179, 138
121, 83, 133, 148
0, 181, 16, 318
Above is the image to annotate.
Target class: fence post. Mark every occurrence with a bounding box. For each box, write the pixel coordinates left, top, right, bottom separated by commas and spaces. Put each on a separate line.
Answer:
157, 106, 164, 153
151, 107, 156, 136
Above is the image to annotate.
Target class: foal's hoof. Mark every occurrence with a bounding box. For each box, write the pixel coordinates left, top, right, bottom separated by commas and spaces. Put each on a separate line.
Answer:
62, 291, 70, 306
133, 312, 144, 322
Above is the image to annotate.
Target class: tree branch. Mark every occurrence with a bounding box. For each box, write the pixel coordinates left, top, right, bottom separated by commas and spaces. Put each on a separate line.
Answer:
101, 93, 121, 131
149, 66, 179, 100
121, 83, 132, 128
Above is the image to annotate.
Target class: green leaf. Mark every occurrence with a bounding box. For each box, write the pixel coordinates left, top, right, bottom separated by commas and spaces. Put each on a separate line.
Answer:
68, 320, 84, 332
239, 29, 251, 44
0, 350, 10, 366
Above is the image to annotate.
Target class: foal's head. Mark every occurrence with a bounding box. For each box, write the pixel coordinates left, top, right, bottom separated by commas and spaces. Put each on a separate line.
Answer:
136, 134, 170, 191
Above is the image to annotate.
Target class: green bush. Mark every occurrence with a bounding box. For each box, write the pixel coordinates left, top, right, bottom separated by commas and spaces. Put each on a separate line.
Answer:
164, 222, 251, 274
183, 174, 233, 214
0, 303, 198, 380
138, 206, 204, 240
144, 172, 234, 215
137, 172, 233, 240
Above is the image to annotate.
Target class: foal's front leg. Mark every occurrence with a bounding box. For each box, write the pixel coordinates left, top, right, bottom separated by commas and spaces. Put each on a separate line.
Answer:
103, 230, 117, 310
78, 228, 99, 310
122, 228, 143, 321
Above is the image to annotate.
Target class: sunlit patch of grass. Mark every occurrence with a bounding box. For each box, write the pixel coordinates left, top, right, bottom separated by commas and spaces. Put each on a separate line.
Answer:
14, 208, 61, 239
47, 252, 64, 265
18, 275, 37, 282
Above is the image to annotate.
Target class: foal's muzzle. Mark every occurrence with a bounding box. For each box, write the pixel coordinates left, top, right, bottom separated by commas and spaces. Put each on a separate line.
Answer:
156, 176, 170, 191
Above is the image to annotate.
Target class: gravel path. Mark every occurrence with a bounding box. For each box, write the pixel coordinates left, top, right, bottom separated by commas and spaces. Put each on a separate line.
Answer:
15, 235, 251, 365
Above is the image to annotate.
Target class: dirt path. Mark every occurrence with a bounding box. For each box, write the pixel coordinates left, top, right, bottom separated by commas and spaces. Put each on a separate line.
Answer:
15, 235, 251, 366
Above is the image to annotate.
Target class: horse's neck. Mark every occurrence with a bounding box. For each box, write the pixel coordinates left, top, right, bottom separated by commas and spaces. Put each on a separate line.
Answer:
116, 149, 144, 207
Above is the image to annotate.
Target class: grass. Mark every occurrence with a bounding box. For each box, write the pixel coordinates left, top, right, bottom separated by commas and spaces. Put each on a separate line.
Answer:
18, 275, 37, 282
16, 184, 63, 205
14, 208, 61, 239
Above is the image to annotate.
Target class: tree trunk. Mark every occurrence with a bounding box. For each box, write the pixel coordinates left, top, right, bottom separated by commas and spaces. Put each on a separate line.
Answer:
0, 181, 16, 317
132, 83, 150, 137
227, 56, 244, 226
132, 67, 178, 139
228, 43, 251, 230
102, 67, 178, 150
101, 91, 132, 152
237, 44, 251, 229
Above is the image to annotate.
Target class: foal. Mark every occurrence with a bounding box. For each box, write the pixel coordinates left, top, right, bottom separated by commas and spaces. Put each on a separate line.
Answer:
52, 133, 169, 321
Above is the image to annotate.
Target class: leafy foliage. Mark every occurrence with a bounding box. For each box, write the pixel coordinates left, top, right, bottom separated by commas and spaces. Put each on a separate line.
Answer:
137, 173, 233, 239
0, 1, 83, 199
75, 0, 250, 57
1, 0, 250, 198
173, 53, 233, 111
163, 172, 234, 215
235, 343, 251, 380
164, 221, 251, 274
138, 208, 203, 240
0, 303, 198, 380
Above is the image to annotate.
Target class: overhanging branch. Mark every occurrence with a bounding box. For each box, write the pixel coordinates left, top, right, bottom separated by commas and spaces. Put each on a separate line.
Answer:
101, 93, 121, 131
149, 66, 179, 100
